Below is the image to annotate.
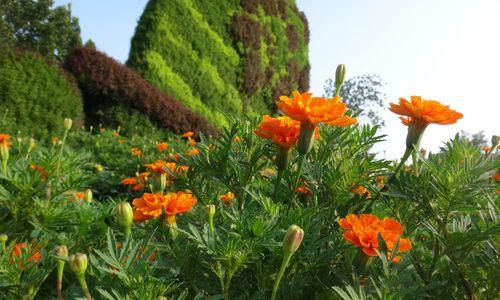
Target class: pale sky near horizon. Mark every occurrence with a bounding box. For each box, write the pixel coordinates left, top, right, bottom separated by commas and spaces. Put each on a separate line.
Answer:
56, 0, 499, 158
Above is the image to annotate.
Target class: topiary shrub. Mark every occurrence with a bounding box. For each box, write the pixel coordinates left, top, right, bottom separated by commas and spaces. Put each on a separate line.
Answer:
128, 0, 310, 124
64, 46, 217, 137
0, 47, 83, 140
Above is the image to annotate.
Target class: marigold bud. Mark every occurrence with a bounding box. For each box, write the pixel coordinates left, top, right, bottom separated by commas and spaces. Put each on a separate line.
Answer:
282, 225, 304, 255
204, 204, 216, 233
491, 135, 499, 149
0, 234, 6, 251
0, 144, 9, 162
54, 245, 68, 259
64, 118, 73, 131
335, 64, 346, 87
84, 189, 93, 203
69, 253, 88, 276
28, 137, 36, 151
116, 202, 133, 228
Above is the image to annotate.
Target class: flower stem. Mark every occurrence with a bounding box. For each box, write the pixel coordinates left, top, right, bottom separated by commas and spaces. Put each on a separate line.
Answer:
56, 260, 65, 300
76, 276, 92, 300
273, 169, 284, 199
55, 129, 69, 175
271, 253, 292, 300
363, 147, 413, 213
290, 153, 307, 207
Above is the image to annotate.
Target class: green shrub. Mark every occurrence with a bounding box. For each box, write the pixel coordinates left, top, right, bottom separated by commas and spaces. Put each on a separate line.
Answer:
128, 0, 310, 123
0, 48, 83, 141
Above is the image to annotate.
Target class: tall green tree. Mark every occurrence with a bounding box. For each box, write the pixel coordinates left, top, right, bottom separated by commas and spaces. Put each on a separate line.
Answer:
0, 0, 81, 62
324, 74, 385, 126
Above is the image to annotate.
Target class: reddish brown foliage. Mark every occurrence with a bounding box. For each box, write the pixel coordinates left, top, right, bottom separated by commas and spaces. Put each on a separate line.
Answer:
64, 46, 216, 136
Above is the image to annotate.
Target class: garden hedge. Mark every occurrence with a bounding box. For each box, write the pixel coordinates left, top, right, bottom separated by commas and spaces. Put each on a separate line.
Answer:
0, 47, 83, 140
128, 0, 310, 125
64, 46, 217, 137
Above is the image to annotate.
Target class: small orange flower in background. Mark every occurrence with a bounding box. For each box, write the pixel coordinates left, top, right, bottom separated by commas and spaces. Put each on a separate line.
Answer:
492, 172, 500, 182
132, 191, 197, 223
132, 183, 144, 191
351, 185, 371, 198
277, 91, 357, 126
188, 138, 197, 146
233, 136, 242, 143
182, 132, 194, 138
186, 148, 200, 156
11, 243, 42, 267
389, 96, 463, 128
260, 167, 277, 178
73, 192, 85, 201
30, 164, 48, 181
481, 146, 491, 152
295, 184, 311, 195
220, 191, 235, 205
0, 134, 11, 147
118, 139, 125, 145
145, 160, 169, 174
112, 131, 119, 137
156, 142, 168, 151
171, 153, 181, 161
52, 137, 60, 144
375, 176, 385, 189
254, 115, 319, 148
121, 177, 138, 186
338, 214, 412, 262
131, 147, 142, 158
99, 127, 106, 133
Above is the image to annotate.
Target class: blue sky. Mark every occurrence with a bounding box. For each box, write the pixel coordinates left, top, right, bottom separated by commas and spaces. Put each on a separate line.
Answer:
56, 0, 499, 158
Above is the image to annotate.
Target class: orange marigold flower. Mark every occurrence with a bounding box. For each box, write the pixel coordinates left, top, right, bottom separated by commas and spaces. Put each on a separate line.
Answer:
156, 142, 168, 151
52, 137, 60, 144
74, 192, 85, 201
233, 136, 242, 143
187, 137, 197, 146
121, 177, 138, 186
145, 160, 170, 174
351, 185, 371, 198
0, 134, 11, 147
30, 164, 48, 181
492, 172, 500, 182
132, 192, 197, 223
186, 148, 200, 156
132, 183, 144, 191
118, 139, 125, 145
171, 153, 181, 161
112, 131, 119, 137
276, 91, 357, 126
11, 243, 42, 267
254, 115, 319, 148
182, 132, 194, 138
131, 147, 142, 157
338, 214, 412, 262
177, 165, 189, 173
481, 146, 491, 152
375, 176, 385, 188
133, 193, 168, 221
389, 96, 463, 127
296, 184, 311, 195
219, 191, 235, 205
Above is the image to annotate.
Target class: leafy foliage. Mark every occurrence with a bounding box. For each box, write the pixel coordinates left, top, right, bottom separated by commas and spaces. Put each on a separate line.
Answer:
0, 48, 83, 141
127, 0, 310, 124
325, 74, 386, 126
0, 0, 81, 62
0, 116, 498, 299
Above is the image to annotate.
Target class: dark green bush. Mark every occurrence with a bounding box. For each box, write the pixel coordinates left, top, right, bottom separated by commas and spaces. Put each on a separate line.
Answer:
0, 48, 83, 140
